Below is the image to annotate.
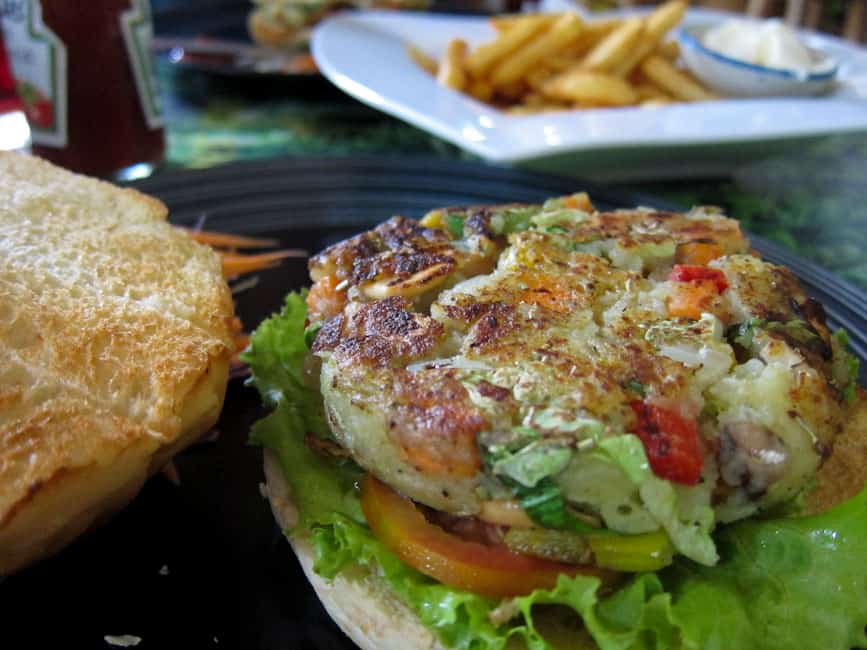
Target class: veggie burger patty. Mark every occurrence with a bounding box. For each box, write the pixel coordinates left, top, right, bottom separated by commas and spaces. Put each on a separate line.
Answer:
302, 193, 856, 569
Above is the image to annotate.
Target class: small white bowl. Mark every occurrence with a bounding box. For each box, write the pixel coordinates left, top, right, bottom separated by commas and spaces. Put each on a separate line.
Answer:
678, 23, 839, 97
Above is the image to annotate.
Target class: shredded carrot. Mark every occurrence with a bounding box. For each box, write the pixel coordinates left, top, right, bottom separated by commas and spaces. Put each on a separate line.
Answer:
221, 250, 306, 278
180, 228, 307, 373
675, 241, 724, 266
181, 227, 280, 250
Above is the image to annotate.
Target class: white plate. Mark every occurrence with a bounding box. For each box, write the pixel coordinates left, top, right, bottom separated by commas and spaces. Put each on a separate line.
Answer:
311, 8, 867, 180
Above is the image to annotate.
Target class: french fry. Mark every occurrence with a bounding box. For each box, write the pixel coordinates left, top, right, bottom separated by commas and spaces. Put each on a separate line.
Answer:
580, 16, 643, 73
437, 38, 469, 92
645, 0, 688, 41
467, 78, 494, 103
466, 15, 552, 78
496, 79, 530, 102
639, 55, 716, 102
409, 6, 718, 113
526, 66, 556, 90
610, 0, 687, 77
522, 92, 548, 107
506, 105, 542, 115
543, 69, 638, 107
634, 81, 673, 103
545, 53, 582, 72
565, 18, 623, 59
407, 44, 438, 76
582, 18, 624, 39
656, 40, 680, 62
490, 13, 585, 86
506, 103, 565, 115
489, 13, 557, 33
641, 98, 675, 107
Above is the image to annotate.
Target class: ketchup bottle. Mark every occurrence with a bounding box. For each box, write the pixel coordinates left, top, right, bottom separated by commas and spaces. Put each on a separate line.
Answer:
0, 0, 165, 178
0, 31, 18, 111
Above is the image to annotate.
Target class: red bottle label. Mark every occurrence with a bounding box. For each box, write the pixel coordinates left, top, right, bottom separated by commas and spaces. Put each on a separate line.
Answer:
0, 0, 68, 146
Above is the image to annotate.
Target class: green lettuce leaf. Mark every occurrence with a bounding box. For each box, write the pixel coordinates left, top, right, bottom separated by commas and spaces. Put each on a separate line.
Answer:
663, 485, 867, 650
246, 289, 867, 650
242, 290, 362, 530
492, 444, 572, 488
513, 478, 597, 535
251, 400, 364, 532
240, 290, 327, 435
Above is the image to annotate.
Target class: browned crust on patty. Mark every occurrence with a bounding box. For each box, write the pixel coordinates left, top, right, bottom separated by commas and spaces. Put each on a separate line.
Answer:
314, 297, 445, 367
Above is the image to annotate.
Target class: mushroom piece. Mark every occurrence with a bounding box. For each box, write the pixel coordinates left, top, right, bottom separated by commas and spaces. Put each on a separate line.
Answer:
718, 422, 789, 498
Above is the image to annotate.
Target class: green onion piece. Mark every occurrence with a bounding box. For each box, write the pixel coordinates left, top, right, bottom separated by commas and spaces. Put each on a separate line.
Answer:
626, 379, 646, 397
446, 213, 465, 239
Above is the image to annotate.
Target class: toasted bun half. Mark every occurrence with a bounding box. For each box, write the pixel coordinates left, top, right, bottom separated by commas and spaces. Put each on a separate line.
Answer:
263, 450, 448, 650
0, 153, 235, 573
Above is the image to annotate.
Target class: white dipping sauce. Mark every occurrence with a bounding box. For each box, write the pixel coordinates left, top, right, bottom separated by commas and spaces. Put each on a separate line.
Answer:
702, 19, 831, 76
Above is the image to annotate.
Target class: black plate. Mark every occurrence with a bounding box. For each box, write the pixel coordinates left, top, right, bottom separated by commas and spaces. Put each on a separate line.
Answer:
3, 157, 866, 650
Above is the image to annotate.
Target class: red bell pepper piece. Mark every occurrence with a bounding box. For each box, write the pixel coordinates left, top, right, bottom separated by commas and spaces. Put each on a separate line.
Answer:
669, 264, 728, 293
630, 401, 703, 486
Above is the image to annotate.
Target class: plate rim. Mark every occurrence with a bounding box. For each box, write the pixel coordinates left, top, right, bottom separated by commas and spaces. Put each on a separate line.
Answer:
132, 156, 867, 321
311, 9, 867, 163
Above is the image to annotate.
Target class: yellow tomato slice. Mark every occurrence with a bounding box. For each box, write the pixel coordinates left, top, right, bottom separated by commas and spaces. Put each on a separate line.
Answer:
360, 474, 616, 598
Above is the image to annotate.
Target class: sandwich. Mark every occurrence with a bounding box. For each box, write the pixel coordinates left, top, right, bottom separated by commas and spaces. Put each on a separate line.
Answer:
244, 193, 867, 650
0, 153, 236, 574
248, 0, 431, 49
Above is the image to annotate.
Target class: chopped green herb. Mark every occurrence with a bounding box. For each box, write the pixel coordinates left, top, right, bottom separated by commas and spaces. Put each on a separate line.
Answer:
512, 478, 597, 534
625, 379, 646, 397
726, 317, 765, 349
766, 319, 820, 345
445, 213, 465, 239
832, 329, 860, 403
489, 206, 539, 235
546, 225, 569, 234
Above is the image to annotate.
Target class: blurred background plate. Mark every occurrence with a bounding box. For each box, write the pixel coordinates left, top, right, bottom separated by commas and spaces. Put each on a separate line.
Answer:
150, 0, 520, 80
2, 157, 864, 649
152, 0, 319, 79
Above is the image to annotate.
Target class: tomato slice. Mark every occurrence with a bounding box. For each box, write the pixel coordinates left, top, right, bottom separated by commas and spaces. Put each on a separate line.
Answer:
360, 475, 615, 598
630, 401, 703, 485
669, 264, 729, 292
